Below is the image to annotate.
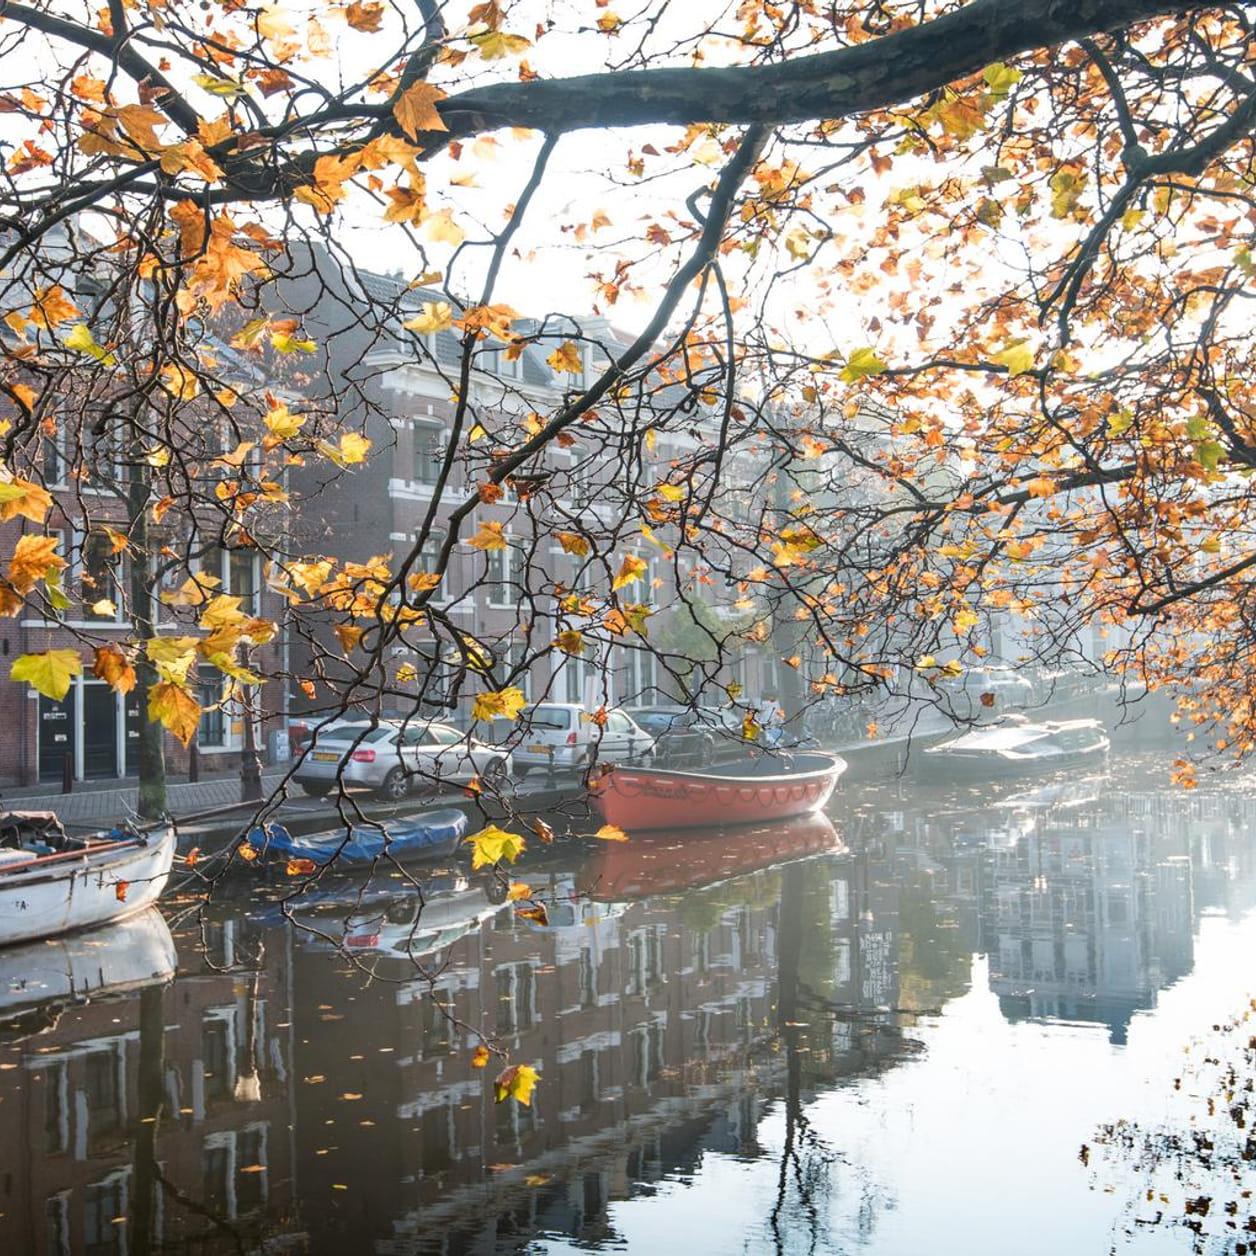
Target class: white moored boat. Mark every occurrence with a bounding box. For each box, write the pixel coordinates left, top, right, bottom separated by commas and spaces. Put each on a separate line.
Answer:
0, 811, 176, 947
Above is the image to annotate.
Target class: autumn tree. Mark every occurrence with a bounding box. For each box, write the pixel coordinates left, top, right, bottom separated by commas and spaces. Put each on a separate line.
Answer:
4, 0, 1256, 818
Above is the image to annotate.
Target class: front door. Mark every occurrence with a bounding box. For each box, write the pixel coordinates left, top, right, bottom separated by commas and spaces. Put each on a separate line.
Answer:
38, 693, 75, 782
83, 683, 119, 778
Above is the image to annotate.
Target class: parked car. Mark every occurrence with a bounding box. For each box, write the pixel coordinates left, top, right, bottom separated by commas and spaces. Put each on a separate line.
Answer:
651, 706, 748, 766
512, 703, 655, 777
937, 665, 1036, 716
293, 719, 512, 801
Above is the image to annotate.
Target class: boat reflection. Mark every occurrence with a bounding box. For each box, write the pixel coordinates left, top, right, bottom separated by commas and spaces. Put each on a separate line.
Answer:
580, 811, 844, 900
0, 907, 176, 1043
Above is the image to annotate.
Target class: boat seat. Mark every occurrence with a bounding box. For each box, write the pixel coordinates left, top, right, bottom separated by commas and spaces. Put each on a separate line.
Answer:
0, 809, 68, 852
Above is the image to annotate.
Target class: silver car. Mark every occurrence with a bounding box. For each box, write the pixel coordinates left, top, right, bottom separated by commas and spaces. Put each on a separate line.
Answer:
293, 720, 512, 801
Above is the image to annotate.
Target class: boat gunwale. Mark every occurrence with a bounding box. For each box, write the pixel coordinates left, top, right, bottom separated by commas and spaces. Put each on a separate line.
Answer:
0, 828, 171, 887
600, 753, 846, 790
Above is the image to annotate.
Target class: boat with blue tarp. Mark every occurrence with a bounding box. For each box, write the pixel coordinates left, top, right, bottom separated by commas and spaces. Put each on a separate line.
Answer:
245, 807, 468, 867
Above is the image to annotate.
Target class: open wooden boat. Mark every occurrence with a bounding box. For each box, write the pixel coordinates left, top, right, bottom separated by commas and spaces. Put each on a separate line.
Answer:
581, 811, 843, 901
0, 811, 175, 948
590, 751, 846, 832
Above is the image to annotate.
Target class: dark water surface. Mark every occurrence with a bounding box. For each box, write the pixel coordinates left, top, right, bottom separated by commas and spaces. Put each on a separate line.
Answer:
3, 753, 1256, 1254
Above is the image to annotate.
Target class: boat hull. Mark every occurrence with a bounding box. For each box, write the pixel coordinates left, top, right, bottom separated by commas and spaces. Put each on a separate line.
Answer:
0, 827, 175, 948
921, 743, 1109, 780
591, 752, 846, 831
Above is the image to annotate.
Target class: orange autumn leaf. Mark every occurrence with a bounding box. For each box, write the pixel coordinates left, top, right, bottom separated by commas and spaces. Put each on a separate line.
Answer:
114, 880, 129, 902
516, 903, 549, 926
237, 843, 259, 863
286, 858, 317, 876
471, 1044, 490, 1069
594, 823, 628, 842
92, 646, 136, 695
392, 81, 448, 140
334, 623, 364, 654
148, 681, 202, 747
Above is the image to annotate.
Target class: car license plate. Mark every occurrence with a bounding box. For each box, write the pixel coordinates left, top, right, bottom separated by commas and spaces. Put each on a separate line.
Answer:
527, 743, 548, 754
312, 751, 338, 762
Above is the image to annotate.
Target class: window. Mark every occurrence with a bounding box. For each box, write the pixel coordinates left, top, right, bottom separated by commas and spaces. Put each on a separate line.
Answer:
84, 1047, 123, 1138
198, 672, 226, 747
495, 962, 536, 1035
79, 530, 123, 621
227, 550, 258, 615
486, 537, 516, 607
412, 420, 445, 486
417, 531, 452, 605
43, 1060, 68, 1154
42, 435, 65, 487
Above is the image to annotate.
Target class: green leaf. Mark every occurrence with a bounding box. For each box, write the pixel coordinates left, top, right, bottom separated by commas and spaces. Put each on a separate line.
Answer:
1186, 415, 1212, 442
192, 74, 249, 98
839, 347, 888, 383
1196, 440, 1225, 472
11, 649, 82, 700
983, 62, 1023, 100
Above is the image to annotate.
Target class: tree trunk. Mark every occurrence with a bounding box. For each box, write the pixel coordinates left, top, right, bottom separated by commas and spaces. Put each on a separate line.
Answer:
129, 463, 166, 820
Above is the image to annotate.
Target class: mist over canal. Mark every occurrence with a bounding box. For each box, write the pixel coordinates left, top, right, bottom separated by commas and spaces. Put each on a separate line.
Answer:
2, 751, 1254, 1255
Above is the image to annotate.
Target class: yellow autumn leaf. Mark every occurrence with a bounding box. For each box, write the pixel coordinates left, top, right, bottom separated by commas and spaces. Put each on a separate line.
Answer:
594, 824, 628, 842
11, 649, 82, 701
656, 483, 685, 502
493, 1062, 539, 1105
0, 478, 51, 524
198, 594, 246, 630
402, 301, 453, 335
471, 29, 532, 59
464, 823, 526, 869
424, 209, 466, 246
471, 1044, 490, 1068
553, 630, 585, 655
148, 681, 203, 746
838, 347, 888, 383
507, 882, 532, 901
471, 686, 526, 721
611, 554, 647, 590
63, 323, 116, 365
264, 400, 305, 440
993, 339, 1035, 377
546, 340, 584, 375
467, 520, 507, 551
555, 531, 590, 557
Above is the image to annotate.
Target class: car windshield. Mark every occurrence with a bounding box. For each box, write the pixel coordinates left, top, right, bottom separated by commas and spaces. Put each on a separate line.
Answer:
316, 725, 395, 744
528, 707, 572, 730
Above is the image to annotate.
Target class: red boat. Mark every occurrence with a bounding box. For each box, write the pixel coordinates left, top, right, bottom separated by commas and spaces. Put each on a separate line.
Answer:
590, 751, 847, 832
581, 811, 844, 901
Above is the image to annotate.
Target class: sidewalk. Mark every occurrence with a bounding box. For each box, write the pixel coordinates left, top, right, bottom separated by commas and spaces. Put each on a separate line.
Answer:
2, 769, 292, 827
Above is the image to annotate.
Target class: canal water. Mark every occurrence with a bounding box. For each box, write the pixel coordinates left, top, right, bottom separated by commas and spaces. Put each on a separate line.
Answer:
2, 752, 1254, 1254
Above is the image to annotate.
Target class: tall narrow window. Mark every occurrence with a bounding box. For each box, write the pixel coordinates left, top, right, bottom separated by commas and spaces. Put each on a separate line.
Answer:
412, 421, 445, 486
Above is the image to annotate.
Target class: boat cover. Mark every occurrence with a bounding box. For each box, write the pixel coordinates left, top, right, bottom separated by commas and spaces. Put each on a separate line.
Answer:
246, 808, 468, 866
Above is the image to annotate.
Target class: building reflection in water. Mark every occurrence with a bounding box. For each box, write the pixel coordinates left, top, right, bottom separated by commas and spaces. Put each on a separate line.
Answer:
0, 759, 1253, 1253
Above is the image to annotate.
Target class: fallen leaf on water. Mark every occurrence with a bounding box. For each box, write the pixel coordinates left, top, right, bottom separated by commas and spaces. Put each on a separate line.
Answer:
286, 857, 317, 875
525, 1174, 551, 1187
594, 824, 628, 842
